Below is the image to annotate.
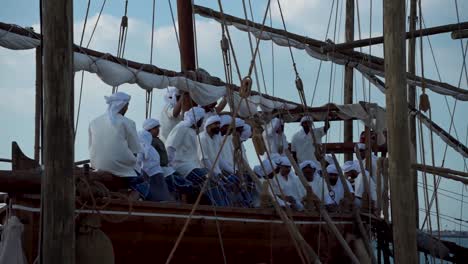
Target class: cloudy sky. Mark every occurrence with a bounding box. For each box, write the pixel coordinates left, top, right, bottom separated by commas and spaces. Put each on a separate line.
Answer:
1, 0, 467, 231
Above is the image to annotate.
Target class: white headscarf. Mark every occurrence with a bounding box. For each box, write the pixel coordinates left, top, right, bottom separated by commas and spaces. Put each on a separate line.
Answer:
204, 115, 221, 130
182, 107, 206, 127
300, 115, 314, 124
142, 118, 160, 131
235, 118, 245, 128
269, 153, 282, 165
342, 160, 360, 173
300, 160, 321, 171
254, 159, 276, 177
326, 164, 338, 174
138, 130, 153, 158
104, 92, 131, 125
219, 115, 232, 127
240, 123, 252, 141
266, 117, 283, 135
164, 87, 180, 106
324, 155, 334, 165
278, 156, 291, 167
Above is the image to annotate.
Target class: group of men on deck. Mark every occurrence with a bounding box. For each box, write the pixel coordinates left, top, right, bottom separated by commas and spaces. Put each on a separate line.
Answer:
88, 89, 381, 210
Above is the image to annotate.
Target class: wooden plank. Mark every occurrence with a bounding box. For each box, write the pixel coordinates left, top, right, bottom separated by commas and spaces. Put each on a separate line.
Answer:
451, 29, 468, 40
343, 0, 354, 161
40, 0, 75, 263
383, 0, 418, 262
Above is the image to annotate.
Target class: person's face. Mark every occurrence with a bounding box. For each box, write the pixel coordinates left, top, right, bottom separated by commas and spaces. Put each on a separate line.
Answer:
196, 118, 204, 129
267, 171, 275, 179
302, 166, 316, 181
279, 166, 291, 176
208, 122, 221, 135
220, 124, 231, 136
345, 170, 359, 179
119, 103, 129, 116
359, 149, 366, 159
301, 121, 310, 134
328, 173, 338, 185
149, 126, 160, 138
235, 126, 244, 134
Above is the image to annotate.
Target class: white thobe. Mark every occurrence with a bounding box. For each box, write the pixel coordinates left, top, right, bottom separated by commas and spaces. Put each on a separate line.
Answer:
165, 123, 201, 177
220, 135, 235, 173
329, 179, 354, 204
354, 172, 377, 201
291, 127, 326, 163
159, 104, 182, 142
136, 146, 163, 176
262, 131, 288, 156
88, 114, 142, 177
271, 173, 306, 205
197, 131, 223, 175
306, 174, 334, 205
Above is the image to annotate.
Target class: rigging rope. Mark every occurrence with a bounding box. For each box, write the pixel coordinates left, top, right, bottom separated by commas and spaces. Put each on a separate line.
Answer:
113, 0, 130, 94
146, 0, 157, 118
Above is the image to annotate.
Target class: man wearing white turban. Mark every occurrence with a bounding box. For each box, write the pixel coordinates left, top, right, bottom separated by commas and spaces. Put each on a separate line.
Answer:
270, 156, 306, 210
89, 92, 141, 179
357, 143, 379, 180
159, 87, 185, 142
326, 164, 354, 205
300, 160, 333, 205
197, 115, 224, 175
291, 116, 330, 163
262, 117, 288, 156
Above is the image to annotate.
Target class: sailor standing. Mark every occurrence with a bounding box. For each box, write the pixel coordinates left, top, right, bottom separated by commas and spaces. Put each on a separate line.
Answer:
159, 87, 184, 142
291, 116, 330, 163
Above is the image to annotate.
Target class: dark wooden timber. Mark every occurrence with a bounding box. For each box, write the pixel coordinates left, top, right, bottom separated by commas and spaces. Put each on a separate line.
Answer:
40, 0, 75, 263
343, 0, 354, 161
412, 164, 468, 178
34, 47, 42, 163
177, 0, 196, 72
384, 0, 418, 262
408, 0, 419, 229
322, 21, 468, 52
451, 29, 468, 40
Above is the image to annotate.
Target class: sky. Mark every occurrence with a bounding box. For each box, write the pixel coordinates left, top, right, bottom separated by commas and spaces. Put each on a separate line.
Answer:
0, 0, 467, 231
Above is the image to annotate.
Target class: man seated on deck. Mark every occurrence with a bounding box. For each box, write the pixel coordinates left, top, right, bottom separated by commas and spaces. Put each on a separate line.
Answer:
252, 159, 287, 208
348, 160, 378, 209
262, 117, 288, 157
291, 116, 330, 164
357, 143, 379, 179
136, 130, 172, 201
326, 164, 354, 206
200, 96, 227, 129
300, 160, 333, 205
165, 106, 226, 206
219, 115, 235, 175
271, 157, 305, 211
142, 118, 190, 200
88, 92, 144, 198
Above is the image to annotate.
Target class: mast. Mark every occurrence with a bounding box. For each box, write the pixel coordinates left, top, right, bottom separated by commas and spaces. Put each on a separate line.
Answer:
408, 0, 419, 228
177, 0, 196, 111
383, 0, 418, 263
34, 47, 42, 163
40, 0, 75, 263
344, 0, 354, 161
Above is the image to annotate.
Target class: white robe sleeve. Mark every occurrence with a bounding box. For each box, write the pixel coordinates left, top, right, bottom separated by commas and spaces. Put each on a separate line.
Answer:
126, 120, 142, 154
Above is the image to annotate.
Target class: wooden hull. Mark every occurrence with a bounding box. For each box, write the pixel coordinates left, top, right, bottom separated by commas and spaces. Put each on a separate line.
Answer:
12, 195, 355, 264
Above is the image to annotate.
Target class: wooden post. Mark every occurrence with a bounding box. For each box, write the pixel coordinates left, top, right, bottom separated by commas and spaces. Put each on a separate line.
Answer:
383, 0, 418, 263
408, 0, 419, 228
34, 47, 42, 163
344, 0, 354, 161
40, 0, 75, 263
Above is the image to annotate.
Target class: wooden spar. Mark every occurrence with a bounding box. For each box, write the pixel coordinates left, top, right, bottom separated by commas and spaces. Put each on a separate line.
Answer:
343, 0, 354, 162
34, 47, 42, 163
383, 0, 418, 263
322, 21, 468, 52
193, 5, 468, 100
412, 164, 468, 178
451, 29, 468, 40
40, 0, 75, 263
408, 0, 419, 228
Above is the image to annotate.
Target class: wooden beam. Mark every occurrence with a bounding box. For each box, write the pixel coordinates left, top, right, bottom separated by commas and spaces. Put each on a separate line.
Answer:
412, 164, 468, 178
322, 21, 468, 52
384, 0, 418, 263
451, 29, 468, 40
408, 0, 419, 229
343, 0, 354, 162
40, 0, 75, 263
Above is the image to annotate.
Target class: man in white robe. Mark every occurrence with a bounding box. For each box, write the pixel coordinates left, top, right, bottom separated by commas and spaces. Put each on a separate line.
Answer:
326, 164, 354, 205
219, 115, 235, 174
300, 160, 333, 205
357, 143, 379, 179
252, 159, 286, 207
159, 87, 184, 142
291, 116, 330, 163
348, 160, 378, 206
197, 115, 224, 175
89, 92, 141, 177
271, 157, 306, 210
262, 117, 288, 156
200, 97, 227, 129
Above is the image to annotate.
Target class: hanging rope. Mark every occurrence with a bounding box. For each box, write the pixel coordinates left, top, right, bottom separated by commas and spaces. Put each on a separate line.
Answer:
113, 0, 130, 94
145, 0, 157, 119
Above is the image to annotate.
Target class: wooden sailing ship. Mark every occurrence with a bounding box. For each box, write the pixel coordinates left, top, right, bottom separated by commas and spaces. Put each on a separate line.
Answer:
1, 0, 467, 263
